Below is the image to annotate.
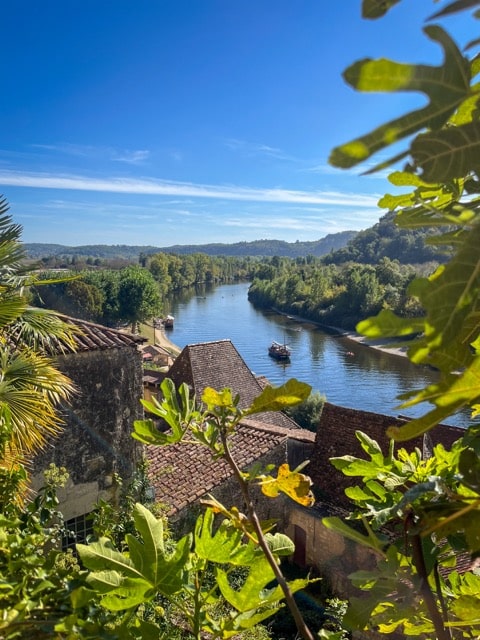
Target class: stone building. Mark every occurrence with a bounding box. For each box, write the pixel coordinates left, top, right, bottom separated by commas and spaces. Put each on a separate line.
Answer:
140, 342, 174, 367
145, 339, 315, 530
31, 316, 146, 526
309, 402, 463, 508
285, 402, 465, 596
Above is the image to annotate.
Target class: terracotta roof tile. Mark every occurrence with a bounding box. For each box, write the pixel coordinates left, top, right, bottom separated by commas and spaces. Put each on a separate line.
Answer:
167, 340, 300, 430
146, 419, 312, 516
44, 314, 146, 354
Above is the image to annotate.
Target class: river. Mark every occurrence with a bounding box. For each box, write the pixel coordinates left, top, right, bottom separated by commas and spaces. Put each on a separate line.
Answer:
165, 281, 473, 428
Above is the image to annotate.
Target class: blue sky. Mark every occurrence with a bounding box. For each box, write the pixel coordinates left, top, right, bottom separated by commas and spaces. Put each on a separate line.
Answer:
0, 1, 475, 246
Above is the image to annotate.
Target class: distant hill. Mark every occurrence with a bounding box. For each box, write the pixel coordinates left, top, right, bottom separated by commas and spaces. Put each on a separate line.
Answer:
24, 231, 358, 260
322, 212, 447, 265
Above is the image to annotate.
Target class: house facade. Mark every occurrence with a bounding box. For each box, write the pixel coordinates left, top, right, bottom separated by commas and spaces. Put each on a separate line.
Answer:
31, 316, 146, 522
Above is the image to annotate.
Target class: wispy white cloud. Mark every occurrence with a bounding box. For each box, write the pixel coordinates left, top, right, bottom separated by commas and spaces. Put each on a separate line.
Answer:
221, 214, 356, 235
30, 143, 150, 165
0, 170, 383, 208
224, 138, 297, 162
30, 198, 199, 221
303, 163, 343, 175
111, 149, 150, 164
31, 143, 97, 157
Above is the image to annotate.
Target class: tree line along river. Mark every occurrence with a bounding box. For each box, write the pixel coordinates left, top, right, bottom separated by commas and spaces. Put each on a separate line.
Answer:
164, 280, 473, 429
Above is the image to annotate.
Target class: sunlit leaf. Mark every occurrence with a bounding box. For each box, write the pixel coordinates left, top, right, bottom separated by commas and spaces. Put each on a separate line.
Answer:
78, 505, 191, 610
259, 463, 314, 506
244, 378, 311, 415
202, 386, 234, 408
194, 508, 260, 565
330, 26, 471, 169
411, 121, 480, 183
264, 532, 295, 556
133, 378, 197, 444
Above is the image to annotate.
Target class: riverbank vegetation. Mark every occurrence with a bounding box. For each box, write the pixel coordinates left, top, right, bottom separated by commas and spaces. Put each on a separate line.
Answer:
30, 215, 442, 332
247, 209, 452, 330
248, 254, 425, 330
29, 253, 258, 327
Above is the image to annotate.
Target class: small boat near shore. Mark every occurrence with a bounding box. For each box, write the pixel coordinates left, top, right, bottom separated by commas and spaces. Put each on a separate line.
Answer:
163, 315, 175, 329
268, 340, 291, 360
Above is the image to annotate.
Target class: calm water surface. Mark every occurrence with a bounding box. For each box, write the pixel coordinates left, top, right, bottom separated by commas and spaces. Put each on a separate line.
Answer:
165, 281, 472, 428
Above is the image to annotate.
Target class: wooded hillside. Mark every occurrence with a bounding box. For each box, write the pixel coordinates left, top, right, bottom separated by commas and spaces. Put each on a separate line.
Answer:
24, 230, 357, 260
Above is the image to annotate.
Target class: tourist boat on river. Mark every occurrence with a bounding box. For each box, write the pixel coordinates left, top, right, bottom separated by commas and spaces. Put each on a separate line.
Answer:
163, 315, 175, 329
268, 340, 291, 360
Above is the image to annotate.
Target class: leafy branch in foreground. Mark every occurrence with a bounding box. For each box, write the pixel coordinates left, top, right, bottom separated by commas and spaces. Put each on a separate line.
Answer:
325, 1, 480, 638
126, 377, 320, 639
324, 430, 480, 638
331, 0, 480, 439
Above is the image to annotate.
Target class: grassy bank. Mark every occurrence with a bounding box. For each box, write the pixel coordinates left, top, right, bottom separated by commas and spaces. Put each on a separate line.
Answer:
139, 321, 182, 356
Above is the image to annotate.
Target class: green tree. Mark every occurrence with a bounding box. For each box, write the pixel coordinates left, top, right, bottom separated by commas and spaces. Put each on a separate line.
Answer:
83, 269, 121, 325
147, 252, 172, 295
284, 390, 325, 431
117, 265, 162, 332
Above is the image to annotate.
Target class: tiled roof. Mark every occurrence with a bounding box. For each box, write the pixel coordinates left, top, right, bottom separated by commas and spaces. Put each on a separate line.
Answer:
167, 339, 300, 430
146, 418, 315, 516
46, 314, 146, 354
141, 343, 171, 356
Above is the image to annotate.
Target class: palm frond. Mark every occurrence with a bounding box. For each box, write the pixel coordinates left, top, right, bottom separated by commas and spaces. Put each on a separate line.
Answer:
6, 307, 80, 353
0, 197, 76, 504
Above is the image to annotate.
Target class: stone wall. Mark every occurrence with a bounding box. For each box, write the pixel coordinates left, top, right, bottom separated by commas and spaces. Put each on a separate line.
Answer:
309, 402, 464, 508
285, 505, 379, 598
32, 346, 144, 520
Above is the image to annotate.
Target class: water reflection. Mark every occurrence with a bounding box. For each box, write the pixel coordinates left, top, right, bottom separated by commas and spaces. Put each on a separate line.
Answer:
166, 281, 473, 428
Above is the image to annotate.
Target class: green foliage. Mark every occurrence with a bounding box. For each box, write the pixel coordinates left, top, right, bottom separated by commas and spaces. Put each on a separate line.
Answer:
0, 466, 85, 639
323, 2, 480, 637
324, 432, 480, 637
248, 254, 419, 330
77, 501, 310, 639
117, 265, 162, 331
329, 25, 471, 171
132, 378, 320, 639
78, 503, 191, 608
358, 212, 480, 438
10, 1, 480, 638
322, 211, 444, 265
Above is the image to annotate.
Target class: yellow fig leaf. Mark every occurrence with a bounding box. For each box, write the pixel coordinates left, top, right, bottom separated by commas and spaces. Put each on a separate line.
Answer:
259, 463, 315, 507
202, 386, 234, 409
